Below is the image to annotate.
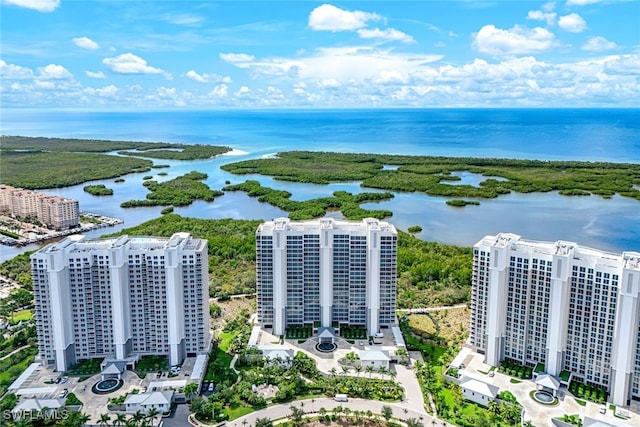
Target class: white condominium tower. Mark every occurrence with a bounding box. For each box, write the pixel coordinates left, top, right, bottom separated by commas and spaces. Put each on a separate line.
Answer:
31, 233, 210, 372
470, 233, 640, 407
256, 218, 397, 337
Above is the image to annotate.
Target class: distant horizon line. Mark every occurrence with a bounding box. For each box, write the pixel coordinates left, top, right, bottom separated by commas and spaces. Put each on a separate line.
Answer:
2, 106, 639, 114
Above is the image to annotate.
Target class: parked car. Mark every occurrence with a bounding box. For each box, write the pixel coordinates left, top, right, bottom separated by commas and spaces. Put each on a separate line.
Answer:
600, 405, 607, 414
60, 376, 69, 384
359, 341, 364, 346
59, 389, 68, 398
208, 383, 214, 392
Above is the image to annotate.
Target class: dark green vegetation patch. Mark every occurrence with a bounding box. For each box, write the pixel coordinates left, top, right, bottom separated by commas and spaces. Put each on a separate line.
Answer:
83, 184, 114, 196
106, 215, 262, 299
222, 151, 640, 202
117, 144, 230, 160
104, 215, 472, 305
224, 180, 393, 220
0, 150, 152, 189
121, 171, 222, 207
0, 136, 230, 189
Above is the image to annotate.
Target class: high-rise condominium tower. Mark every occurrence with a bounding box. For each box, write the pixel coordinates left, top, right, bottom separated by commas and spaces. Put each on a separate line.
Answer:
470, 233, 640, 406
256, 218, 397, 337
31, 233, 210, 371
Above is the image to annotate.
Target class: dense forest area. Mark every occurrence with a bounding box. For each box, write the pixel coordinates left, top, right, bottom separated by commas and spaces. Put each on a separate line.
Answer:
0, 136, 230, 189
222, 151, 640, 202
109, 215, 472, 305
224, 180, 394, 220
0, 150, 153, 189
117, 144, 230, 160
0, 215, 472, 306
121, 171, 222, 207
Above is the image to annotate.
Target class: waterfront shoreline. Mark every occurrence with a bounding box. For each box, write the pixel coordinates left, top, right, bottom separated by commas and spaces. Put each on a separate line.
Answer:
0, 212, 123, 247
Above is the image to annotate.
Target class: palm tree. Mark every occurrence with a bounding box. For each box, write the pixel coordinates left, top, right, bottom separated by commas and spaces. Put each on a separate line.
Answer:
343, 407, 351, 421
113, 413, 127, 426
184, 383, 198, 400
299, 401, 305, 413
255, 418, 273, 427
64, 412, 90, 427
131, 411, 145, 427
377, 365, 388, 380
365, 365, 374, 379
341, 365, 350, 376
289, 405, 304, 427
329, 367, 338, 378
146, 408, 159, 427
381, 406, 393, 425
318, 407, 327, 420
388, 369, 397, 382
354, 365, 362, 377
334, 405, 343, 421
403, 408, 408, 420
98, 413, 111, 427
311, 398, 315, 413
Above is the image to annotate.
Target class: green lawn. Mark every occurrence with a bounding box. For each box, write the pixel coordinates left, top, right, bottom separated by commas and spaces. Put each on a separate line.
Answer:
10, 309, 32, 323
218, 332, 234, 352
224, 403, 254, 420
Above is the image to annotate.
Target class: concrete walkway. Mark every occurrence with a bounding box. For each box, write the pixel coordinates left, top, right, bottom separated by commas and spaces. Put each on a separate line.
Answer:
397, 304, 468, 314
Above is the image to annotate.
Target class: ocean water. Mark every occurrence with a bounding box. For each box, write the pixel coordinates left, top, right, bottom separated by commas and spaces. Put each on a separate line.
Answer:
1, 108, 639, 261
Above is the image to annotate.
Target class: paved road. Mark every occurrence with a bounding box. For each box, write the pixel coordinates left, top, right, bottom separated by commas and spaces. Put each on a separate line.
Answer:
226, 398, 454, 427
162, 403, 192, 427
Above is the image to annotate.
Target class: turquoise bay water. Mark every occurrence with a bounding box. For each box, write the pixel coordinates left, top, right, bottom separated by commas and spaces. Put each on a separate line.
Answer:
1, 108, 639, 261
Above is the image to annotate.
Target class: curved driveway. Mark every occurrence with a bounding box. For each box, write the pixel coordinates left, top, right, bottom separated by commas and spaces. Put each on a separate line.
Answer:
226, 397, 453, 427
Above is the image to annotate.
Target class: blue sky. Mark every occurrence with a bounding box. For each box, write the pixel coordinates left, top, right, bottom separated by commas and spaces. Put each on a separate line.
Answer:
1, 0, 639, 108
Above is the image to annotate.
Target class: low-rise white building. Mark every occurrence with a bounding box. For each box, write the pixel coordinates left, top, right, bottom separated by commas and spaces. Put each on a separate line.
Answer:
259, 346, 295, 367
12, 398, 66, 419
459, 376, 498, 407
359, 349, 390, 370
124, 390, 174, 414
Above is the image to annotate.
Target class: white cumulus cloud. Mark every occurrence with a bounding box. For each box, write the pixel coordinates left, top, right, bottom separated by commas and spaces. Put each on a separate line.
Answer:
85, 70, 106, 79
38, 64, 73, 79
222, 46, 443, 84
558, 13, 587, 33
527, 10, 557, 26
357, 28, 415, 44
209, 84, 228, 98
308, 4, 380, 32
473, 25, 557, 56
219, 53, 255, 63
0, 59, 35, 79
102, 53, 165, 75
2, 0, 60, 13
72, 37, 100, 50
582, 36, 617, 52
603, 55, 640, 76
186, 70, 231, 84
